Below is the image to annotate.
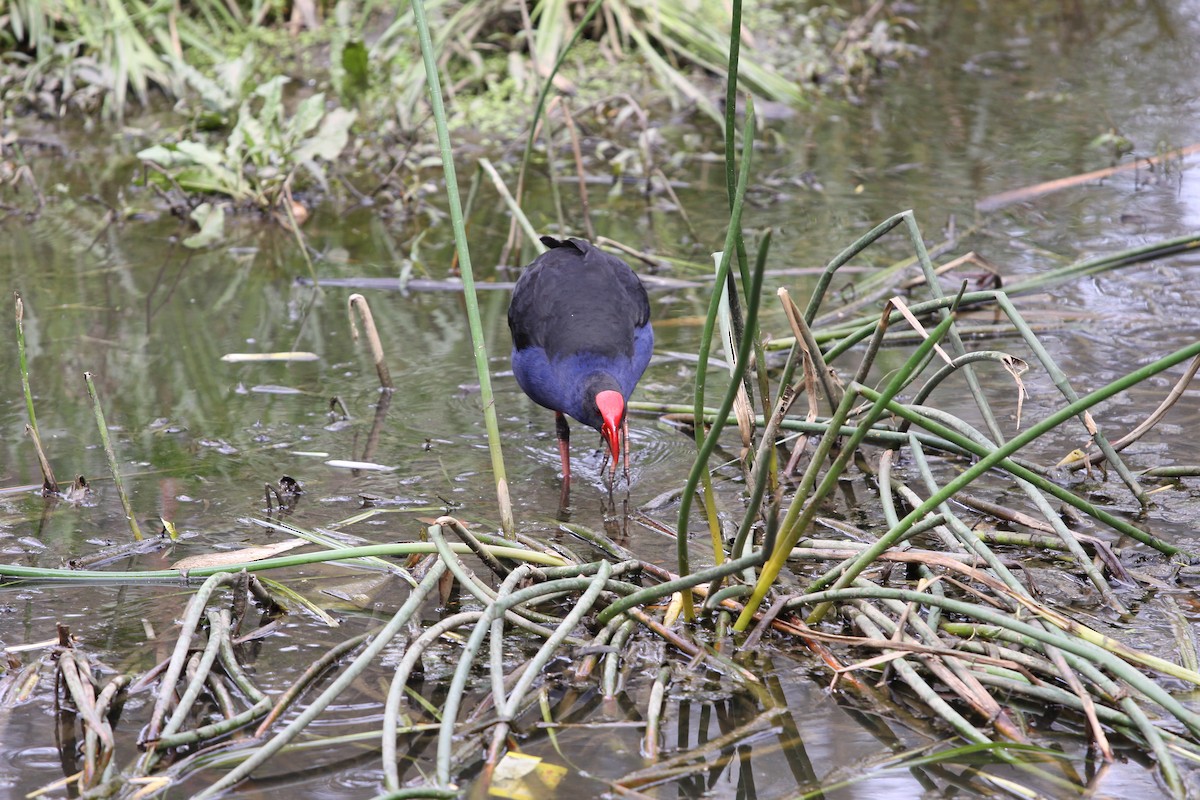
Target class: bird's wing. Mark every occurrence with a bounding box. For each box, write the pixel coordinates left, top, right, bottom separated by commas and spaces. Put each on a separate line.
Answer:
573, 238, 651, 330
509, 237, 651, 357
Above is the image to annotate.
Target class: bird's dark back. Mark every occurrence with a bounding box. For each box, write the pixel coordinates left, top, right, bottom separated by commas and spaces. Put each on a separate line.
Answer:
508, 238, 651, 361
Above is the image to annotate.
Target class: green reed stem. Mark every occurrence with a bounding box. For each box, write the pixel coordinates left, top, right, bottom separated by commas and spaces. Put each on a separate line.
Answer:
735, 305, 961, 630
143, 573, 243, 750
721, 0, 761, 420
83, 372, 142, 541
15, 294, 44, 449
994, 293, 1144, 501
0, 541, 567, 583
805, 336, 1200, 624
496, 562, 611, 719
256, 631, 372, 736
438, 568, 613, 785
410, 0, 513, 537
159, 608, 229, 742
677, 99, 755, 616
382, 611, 482, 791
794, 585, 1200, 740
866, 397, 1181, 556
806, 230, 1200, 348
598, 552, 764, 625
1004, 230, 1200, 295
910, 422, 1124, 614
193, 560, 451, 800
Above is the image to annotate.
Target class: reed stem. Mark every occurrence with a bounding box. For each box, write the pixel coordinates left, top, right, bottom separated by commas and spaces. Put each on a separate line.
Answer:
409, 0, 514, 537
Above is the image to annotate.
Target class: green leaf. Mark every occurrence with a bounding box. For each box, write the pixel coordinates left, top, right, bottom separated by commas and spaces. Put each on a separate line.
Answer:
170, 57, 236, 113
254, 75, 289, 126
173, 163, 246, 201
294, 107, 357, 163
288, 92, 327, 144
233, 106, 270, 167
175, 140, 226, 170
183, 202, 226, 249
341, 40, 369, 101
217, 44, 257, 100
137, 144, 177, 165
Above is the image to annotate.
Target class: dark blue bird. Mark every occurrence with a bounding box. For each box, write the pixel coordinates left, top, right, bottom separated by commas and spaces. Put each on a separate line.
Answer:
508, 236, 653, 486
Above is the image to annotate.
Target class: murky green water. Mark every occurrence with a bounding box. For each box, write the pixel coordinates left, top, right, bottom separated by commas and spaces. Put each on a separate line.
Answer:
4, 2, 1200, 797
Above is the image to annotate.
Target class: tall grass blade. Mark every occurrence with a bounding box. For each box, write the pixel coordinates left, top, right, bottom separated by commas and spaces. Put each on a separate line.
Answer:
15, 293, 57, 494
676, 99, 755, 618
409, 0, 514, 537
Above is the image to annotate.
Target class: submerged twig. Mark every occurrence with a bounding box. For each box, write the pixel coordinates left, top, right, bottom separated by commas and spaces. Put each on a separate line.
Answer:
976, 142, 1200, 212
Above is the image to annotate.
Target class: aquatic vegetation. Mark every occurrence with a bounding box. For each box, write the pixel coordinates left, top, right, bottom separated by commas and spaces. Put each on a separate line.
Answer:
7, 2, 1200, 799
0, 0, 232, 118
136, 75, 356, 211
1, 1, 914, 126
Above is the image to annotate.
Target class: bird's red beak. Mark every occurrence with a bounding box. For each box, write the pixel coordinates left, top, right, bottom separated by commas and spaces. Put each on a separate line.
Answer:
596, 390, 625, 465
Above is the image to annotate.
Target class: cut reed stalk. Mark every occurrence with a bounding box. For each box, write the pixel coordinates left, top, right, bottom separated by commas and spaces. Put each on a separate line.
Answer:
347, 293, 394, 391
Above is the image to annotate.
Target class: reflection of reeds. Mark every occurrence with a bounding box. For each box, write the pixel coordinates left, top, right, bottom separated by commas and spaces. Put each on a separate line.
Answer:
84, 371, 143, 541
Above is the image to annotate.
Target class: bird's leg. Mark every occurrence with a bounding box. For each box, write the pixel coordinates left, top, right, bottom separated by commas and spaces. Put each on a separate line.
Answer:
622, 417, 631, 482
557, 480, 571, 521
555, 412, 572, 487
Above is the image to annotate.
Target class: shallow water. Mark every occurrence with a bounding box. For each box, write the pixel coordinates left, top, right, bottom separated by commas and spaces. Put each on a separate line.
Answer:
4, 1, 1200, 797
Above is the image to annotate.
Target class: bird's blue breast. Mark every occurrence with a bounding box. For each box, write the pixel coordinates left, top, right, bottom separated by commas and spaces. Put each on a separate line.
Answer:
511, 321, 652, 430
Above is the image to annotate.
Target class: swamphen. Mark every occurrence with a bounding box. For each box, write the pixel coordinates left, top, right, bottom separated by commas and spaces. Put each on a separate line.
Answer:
508, 236, 653, 486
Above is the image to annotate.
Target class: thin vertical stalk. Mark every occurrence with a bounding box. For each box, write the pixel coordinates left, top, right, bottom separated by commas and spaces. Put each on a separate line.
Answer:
720, 0, 773, 458
16, 293, 57, 493
15, 293, 39, 438
410, 0, 514, 537
84, 372, 142, 541
721, 0, 750, 349
902, 212, 1007, 450
677, 103, 755, 618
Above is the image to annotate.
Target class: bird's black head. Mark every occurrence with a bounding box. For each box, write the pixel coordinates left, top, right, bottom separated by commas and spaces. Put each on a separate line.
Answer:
578, 372, 624, 431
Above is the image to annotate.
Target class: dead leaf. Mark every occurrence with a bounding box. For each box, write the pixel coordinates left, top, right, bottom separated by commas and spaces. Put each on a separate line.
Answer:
171, 539, 308, 570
